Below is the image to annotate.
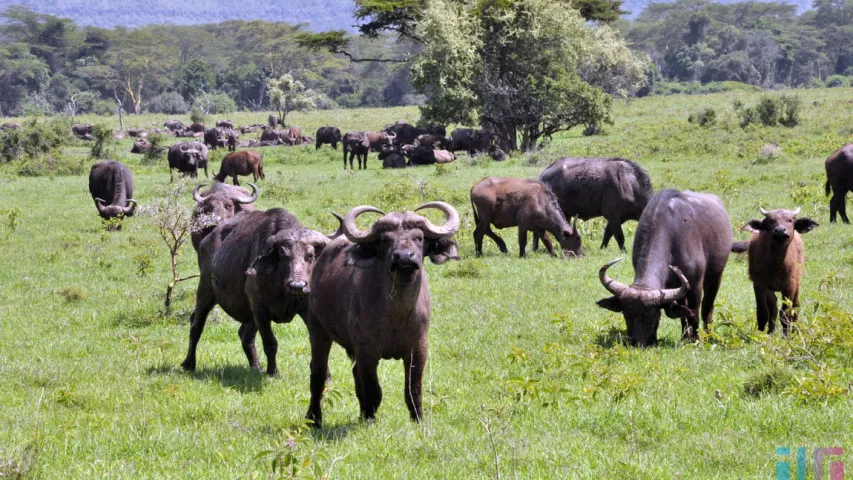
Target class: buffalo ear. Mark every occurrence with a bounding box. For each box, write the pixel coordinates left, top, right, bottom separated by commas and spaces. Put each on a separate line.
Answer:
426, 238, 460, 264
742, 220, 764, 233
664, 302, 694, 319
597, 296, 623, 312
794, 218, 818, 234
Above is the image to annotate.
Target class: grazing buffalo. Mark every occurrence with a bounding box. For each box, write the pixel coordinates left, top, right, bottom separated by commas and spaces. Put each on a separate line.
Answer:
538, 157, 653, 251
164, 119, 184, 132
315, 127, 342, 150
343, 131, 369, 170
305, 202, 460, 427
825, 143, 853, 224
204, 128, 227, 150
88, 160, 137, 227
737, 207, 818, 334
72, 123, 93, 140
191, 182, 258, 250
168, 141, 209, 179
379, 144, 407, 169
182, 208, 338, 375
215, 150, 264, 185
471, 177, 582, 258
216, 119, 234, 129
449, 128, 493, 154
597, 189, 732, 346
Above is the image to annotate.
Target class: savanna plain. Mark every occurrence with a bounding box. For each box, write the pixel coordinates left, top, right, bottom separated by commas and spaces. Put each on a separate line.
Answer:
1, 89, 853, 479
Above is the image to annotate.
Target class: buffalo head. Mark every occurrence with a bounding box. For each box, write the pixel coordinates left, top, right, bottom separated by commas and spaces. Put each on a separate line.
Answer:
341, 202, 460, 282
596, 258, 690, 347
744, 207, 818, 243
95, 198, 137, 220
193, 183, 258, 225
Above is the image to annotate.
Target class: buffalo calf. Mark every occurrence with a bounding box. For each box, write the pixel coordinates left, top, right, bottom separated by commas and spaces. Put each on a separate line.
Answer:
738, 207, 818, 334
215, 150, 264, 185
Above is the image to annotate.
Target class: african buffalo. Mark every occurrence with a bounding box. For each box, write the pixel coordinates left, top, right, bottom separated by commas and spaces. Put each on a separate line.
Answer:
343, 131, 369, 170
488, 144, 509, 161
182, 208, 338, 376
471, 177, 582, 258
315, 127, 342, 150
190, 182, 258, 250
189, 122, 206, 133
227, 130, 238, 152
537, 157, 653, 251
88, 160, 137, 227
415, 134, 448, 149
305, 202, 460, 427
597, 189, 732, 346
825, 143, 853, 224
363, 131, 396, 152
379, 144, 407, 169
216, 119, 234, 129
168, 141, 209, 179
215, 150, 264, 185
381, 122, 424, 146
72, 123, 93, 140
204, 128, 227, 150
406, 145, 437, 166
268, 114, 279, 127
164, 119, 184, 132
449, 128, 493, 154
736, 207, 818, 334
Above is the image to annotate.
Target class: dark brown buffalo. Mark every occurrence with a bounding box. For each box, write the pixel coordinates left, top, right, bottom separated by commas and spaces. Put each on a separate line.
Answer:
315, 127, 342, 150
305, 202, 460, 427
216, 119, 234, 129
241, 124, 265, 134
737, 207, 818, 334
88, 160, 137, 227
163, 119, 184, 132
343, 131, 369, 170
471, 177, 582, 258
597, 189, 732, 347
189, 122, 206, 133
204, 128, 227, 150
72, 123, 93, 139
182, 208, 337, 376
406, 145, 437, 166
268, 114, 279, 127
415, 133, 448, 149
449, 128, 493, 154
215, 150, 264, 185
130, 138, 166, 155
825, 143, 853, 223
488, 144, 509, 161
379, 144, 407, 169
227, 130, 238, 152
191, 182, 258, 250
537, 157, 653, 251
381, 122, 423, 146
168, 141, 209, 179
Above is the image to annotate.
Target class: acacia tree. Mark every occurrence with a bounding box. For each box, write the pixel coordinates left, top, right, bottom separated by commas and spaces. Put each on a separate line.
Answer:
411, 0, 647, 152
106, 29, 174, 114
266, 73, 318, 126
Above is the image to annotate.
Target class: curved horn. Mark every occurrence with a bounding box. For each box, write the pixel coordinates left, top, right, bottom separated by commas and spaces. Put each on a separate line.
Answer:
656, 265, 691, 305
759, 207, 769, 216
414, 201, 460, 238
328, 211, 345, 239
193, 184, 206, 203
599, 257, 629, 296
792, 206, 801, 216
95, 197, 106, 214
342, 206, 386, 243
233, 183, 259, 204
123, 199, 137, 215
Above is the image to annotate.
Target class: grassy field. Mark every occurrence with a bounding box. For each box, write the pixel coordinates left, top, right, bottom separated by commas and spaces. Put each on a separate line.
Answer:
1, 89, 853, 478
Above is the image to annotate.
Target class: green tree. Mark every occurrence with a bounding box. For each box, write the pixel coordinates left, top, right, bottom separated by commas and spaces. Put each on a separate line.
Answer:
412, 0, 646, 152
174, 58, 215, 103
266, 74, 318, 125
105, 28, 176, 114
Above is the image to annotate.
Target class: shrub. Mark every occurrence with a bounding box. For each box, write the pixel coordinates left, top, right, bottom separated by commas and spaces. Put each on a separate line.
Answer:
141, 133, 166, 165
90, 124, 114, 158
147, 92, 189, 114
73, 91, 100, 114
208, 93, 237, 114
688, 108, 716, 127
0, 117, 71, 164
755, 96, 778, 127
778, 95, 801, 127
825, 75, 850, 88
189, 107, 205, 124
739, 95, 800, 128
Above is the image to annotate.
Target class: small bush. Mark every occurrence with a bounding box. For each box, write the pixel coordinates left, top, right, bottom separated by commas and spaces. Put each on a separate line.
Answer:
190, 107, 205, 125
208, 93, 237, 114
90, 124, 114, 158
778, 95, 801, 127
825, 75, 850, 88
147, 92, 189, 114
755, 96, 778, 127
0, 117, 72, 168
141, 134, 166, 165
744, 367, 793, 398
688, 108, 716, 127
739, 95, 800, 128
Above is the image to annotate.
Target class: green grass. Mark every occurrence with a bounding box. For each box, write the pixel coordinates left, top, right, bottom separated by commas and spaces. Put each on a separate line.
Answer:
2, 89, 853, 478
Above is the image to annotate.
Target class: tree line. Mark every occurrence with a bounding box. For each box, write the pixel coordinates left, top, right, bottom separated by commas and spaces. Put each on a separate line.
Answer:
623, 0, 853, 90
0, 6, 417, 117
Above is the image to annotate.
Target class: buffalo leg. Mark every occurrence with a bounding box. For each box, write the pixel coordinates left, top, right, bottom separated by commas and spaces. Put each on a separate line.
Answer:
601, 224, 613, 249
477, 224, 507, 255
232, 174, 240, 186
403, 348, 426, 423
763, 290, 779, 334
238, 322, 261, 372
754, 285, 770, 332
609, 219, 627, 252
517, 227, 528, 258
254, 315, 278, 376
839, 190, 850, 224
473, 226, 485, 256
829, 192, 839, 223
181, 295, 215, 372
532, 232, 541, 251
306, 331, 333, 428
700, 272, 723, 330
343, 150, 348, 169
537, 230, 556, 256
355, 355, 382, 421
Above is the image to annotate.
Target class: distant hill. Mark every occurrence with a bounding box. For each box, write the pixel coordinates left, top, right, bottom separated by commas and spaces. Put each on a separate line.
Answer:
0, 0, 360, 31
0, 0, 813, 28
621, 0, 812, 18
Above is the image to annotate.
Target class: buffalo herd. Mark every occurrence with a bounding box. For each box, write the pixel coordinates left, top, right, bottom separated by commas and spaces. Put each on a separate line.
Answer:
79, 115, 853, 426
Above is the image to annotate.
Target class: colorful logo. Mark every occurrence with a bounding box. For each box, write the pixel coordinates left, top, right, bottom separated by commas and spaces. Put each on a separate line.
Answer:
777, 447, 844, 480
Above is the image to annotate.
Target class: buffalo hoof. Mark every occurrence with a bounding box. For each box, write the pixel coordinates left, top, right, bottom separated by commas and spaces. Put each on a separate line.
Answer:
181, 359, 195, 372
266, 368, 279, 378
